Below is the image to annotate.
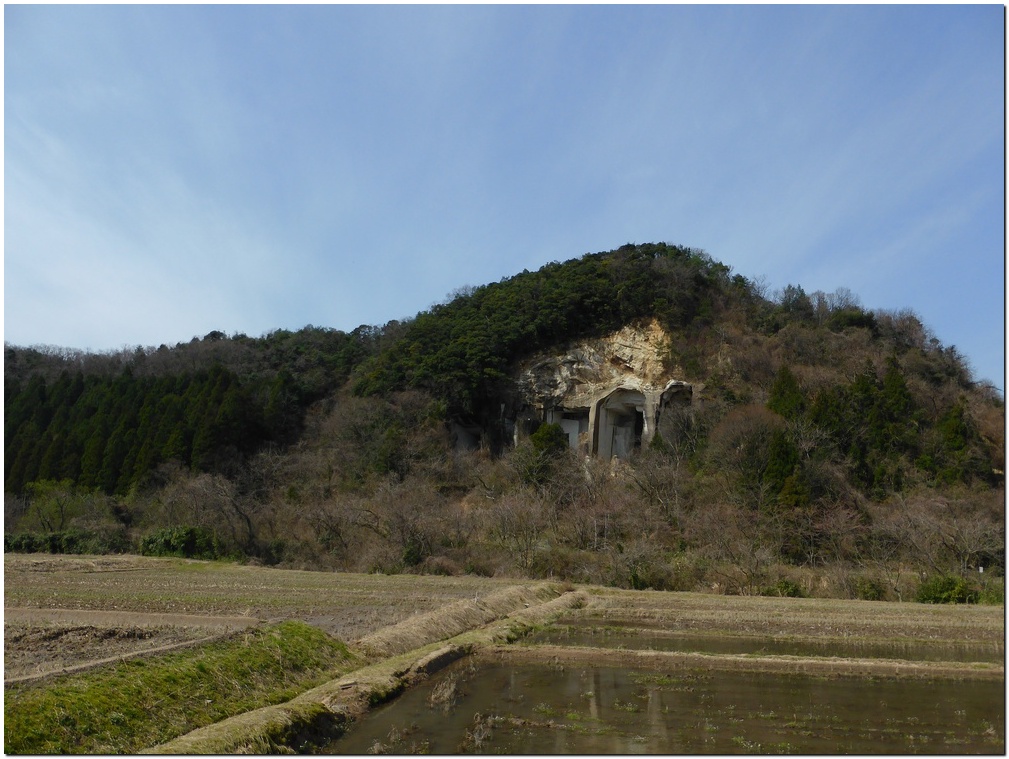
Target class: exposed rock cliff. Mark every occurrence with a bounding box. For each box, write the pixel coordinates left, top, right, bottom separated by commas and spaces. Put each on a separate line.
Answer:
511, 320, 692, 457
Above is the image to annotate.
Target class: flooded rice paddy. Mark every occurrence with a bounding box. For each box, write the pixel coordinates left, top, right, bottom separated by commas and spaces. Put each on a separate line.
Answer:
322, 592, 1003, 754
528, 623, 1005, 664
326, 654, 1004, 754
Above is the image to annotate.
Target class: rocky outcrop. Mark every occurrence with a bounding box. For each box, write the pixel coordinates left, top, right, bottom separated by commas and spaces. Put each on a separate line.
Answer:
511, 320, 692, 458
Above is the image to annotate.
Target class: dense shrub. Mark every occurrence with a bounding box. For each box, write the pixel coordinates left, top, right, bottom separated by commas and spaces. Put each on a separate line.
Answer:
139, 526, 226, 560
4, 529, 130, 555
4, 533, 44, 553
761, 578, 806, 598
529, 423, 569, 456
416, 555, 463, 576
853, 576, 886, 601
915, 574, 979, 604
977, 579, 1004, 605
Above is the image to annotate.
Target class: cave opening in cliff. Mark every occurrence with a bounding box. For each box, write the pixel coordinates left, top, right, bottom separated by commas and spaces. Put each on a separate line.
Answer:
559, 409, 591, 453
595, 388, 647, 460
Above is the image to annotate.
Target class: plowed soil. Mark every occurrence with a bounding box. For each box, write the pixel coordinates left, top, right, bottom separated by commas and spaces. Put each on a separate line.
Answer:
4, 620, 221, 682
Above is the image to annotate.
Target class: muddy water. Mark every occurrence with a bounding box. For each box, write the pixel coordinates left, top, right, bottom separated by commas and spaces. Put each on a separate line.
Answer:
324, 657, 1004, 754
528, 625, 1005, 664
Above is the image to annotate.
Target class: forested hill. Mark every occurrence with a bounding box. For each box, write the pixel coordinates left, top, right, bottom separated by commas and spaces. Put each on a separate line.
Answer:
352, 244, 740, 422
5, 242, 1001, 499
5, 243, 730, 493
5, 325, 377, 495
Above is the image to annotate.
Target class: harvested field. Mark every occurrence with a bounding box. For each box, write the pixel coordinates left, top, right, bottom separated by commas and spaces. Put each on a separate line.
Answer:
568, 586, 1005, 645
4, 553, 514, 641
485, 643, 1005, 680
3, 552, 511, 688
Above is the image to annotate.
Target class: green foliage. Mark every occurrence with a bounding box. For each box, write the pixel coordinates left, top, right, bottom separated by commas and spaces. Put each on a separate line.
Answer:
511, 443, 556, 488
826, 307, 877, 333
806, 357, 926, 495
4, 327, 378, 495
767, 365, 806, 420
529, 423, 569, 457
707, 406, 816, 514
778, 285, 815, 323
352, 243, 732, 425
761, 578, 806, 598
775, 470, 812, 511
763, 429, 801, 501
918, 399, 993, 486
4, 529, 130, 555
4, 532, 41, 552
17, 479, 109, 532
977, 580, 1004, 605
139, 526, 227, 560
510, 424, 574, 491
854, 576, 886, 601
401, 534, 427, 567
915, 574, 980, 604
876, 355, 917, 449
3, 621, 354, 754
759, 284, 814, 332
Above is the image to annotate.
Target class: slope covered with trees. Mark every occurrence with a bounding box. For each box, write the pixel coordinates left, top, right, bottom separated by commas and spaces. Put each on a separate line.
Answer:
353, 244, 737, 422
5, 326, 376, 495
5, 243, 1004, 602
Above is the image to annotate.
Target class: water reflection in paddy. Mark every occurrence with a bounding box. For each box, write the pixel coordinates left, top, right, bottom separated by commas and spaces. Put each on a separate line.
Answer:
325, 656, 1004, 755
528, 624, 1004, 663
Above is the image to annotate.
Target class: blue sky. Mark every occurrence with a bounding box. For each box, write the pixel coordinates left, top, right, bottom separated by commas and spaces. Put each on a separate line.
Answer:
5, 5, 1005, 390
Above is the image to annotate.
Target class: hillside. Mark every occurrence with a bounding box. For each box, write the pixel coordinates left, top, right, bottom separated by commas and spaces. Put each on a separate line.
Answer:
4, 243, 1004, 600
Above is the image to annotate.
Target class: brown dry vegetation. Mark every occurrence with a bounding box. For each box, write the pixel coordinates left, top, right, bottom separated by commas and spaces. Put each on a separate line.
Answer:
106, 325, 1000, 598
6, 324, 1003, 604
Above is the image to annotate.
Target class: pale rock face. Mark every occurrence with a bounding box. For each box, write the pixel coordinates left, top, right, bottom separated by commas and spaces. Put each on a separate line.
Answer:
513, 320, 692, 458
